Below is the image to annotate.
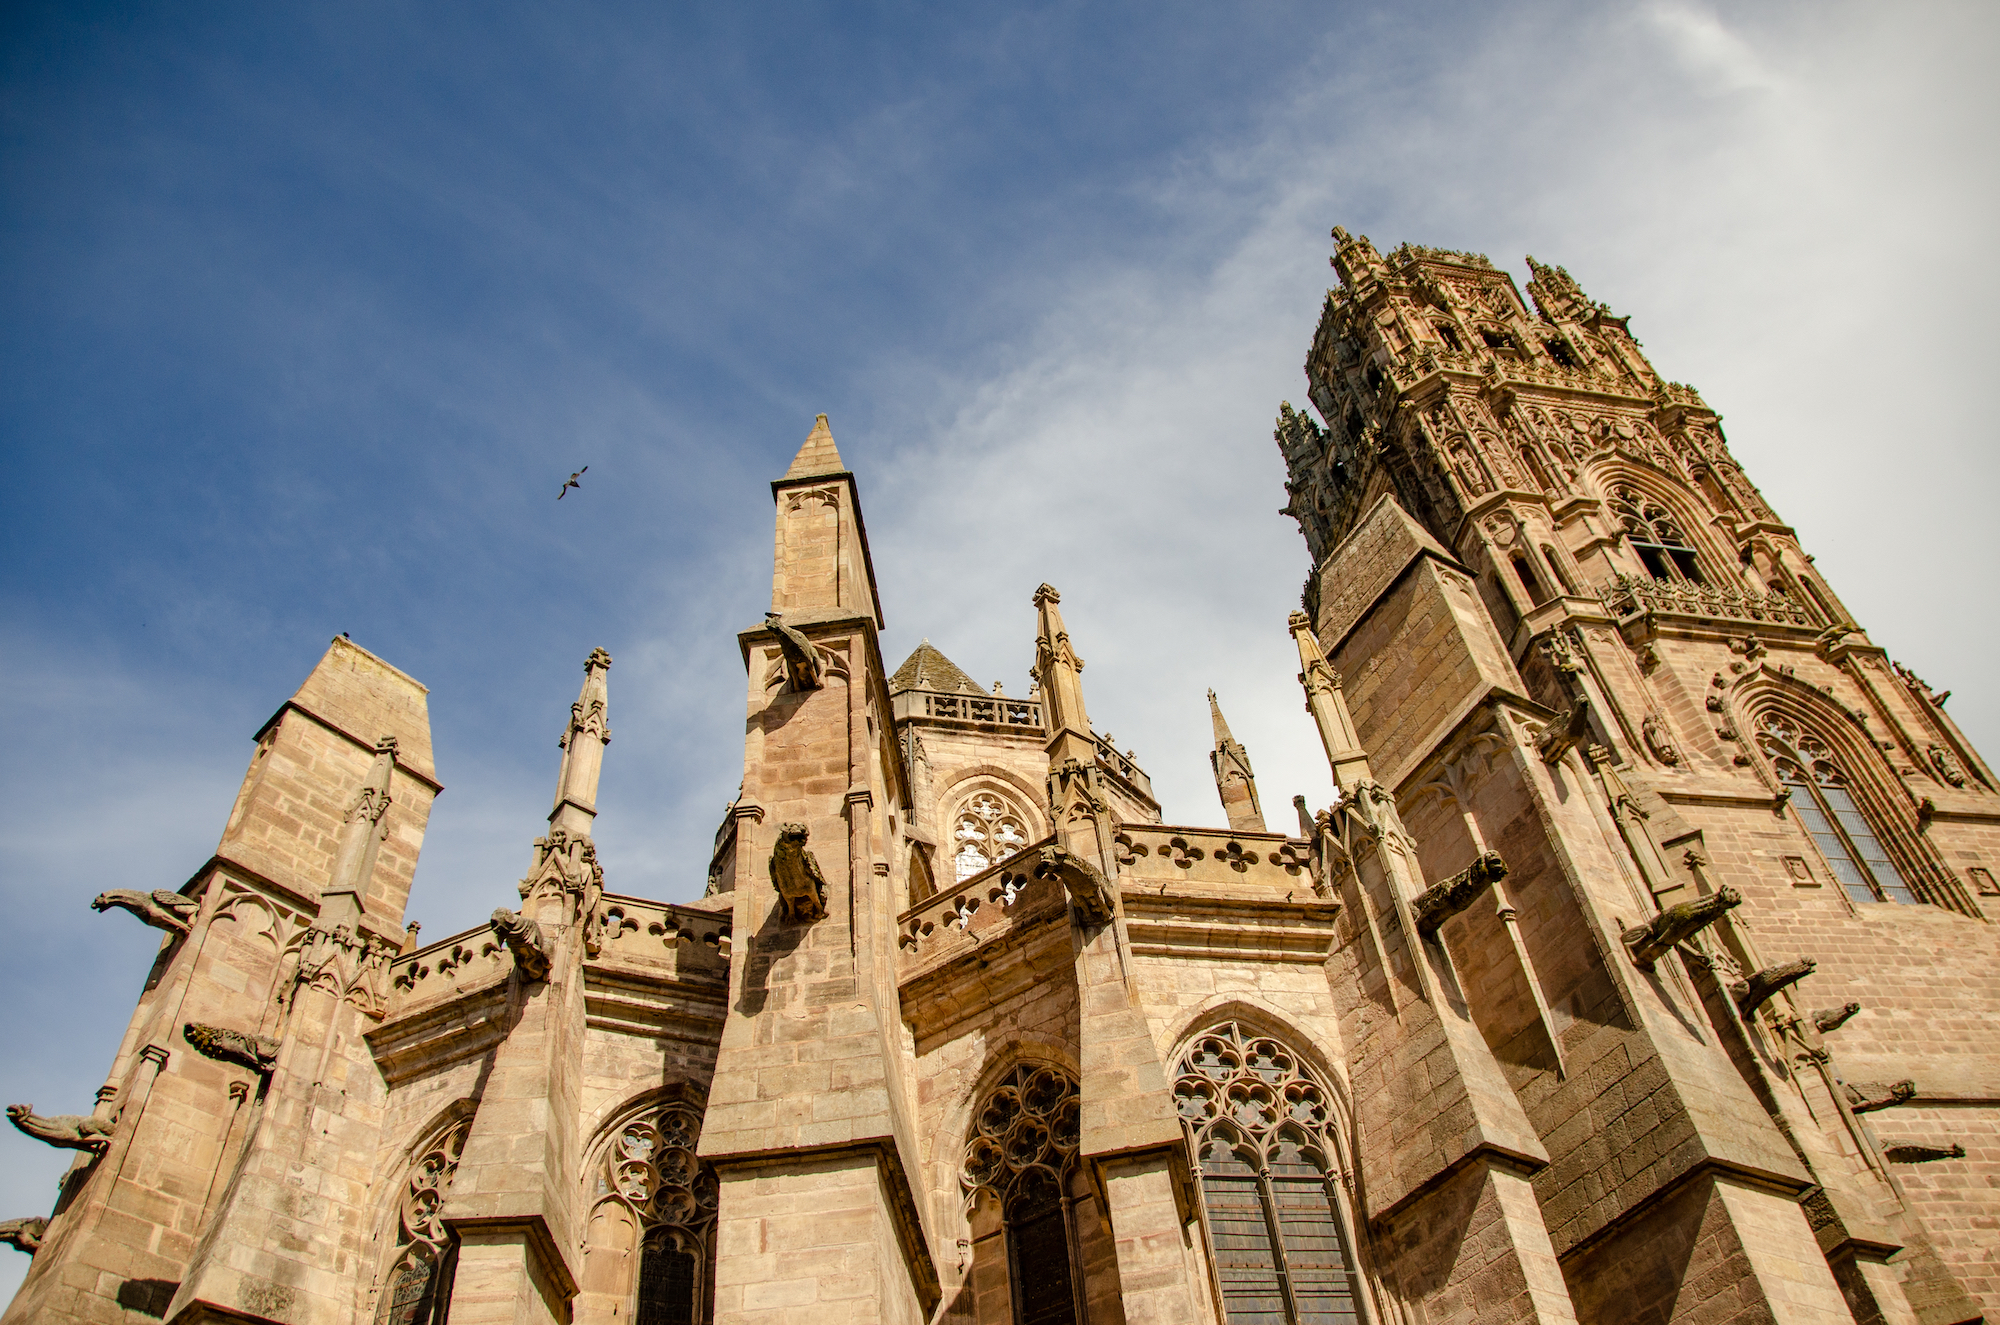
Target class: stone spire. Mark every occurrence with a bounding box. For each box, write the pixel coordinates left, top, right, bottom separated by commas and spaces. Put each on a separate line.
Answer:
1207, 690, 1266, 833
1289, 610, 1372, 793
781, 411, 847, 479
1032, 584, 1106, 858
550, 647, 611, 838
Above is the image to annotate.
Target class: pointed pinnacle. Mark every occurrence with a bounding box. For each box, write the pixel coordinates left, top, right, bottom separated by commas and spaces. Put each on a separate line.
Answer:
782, 413, 847, 480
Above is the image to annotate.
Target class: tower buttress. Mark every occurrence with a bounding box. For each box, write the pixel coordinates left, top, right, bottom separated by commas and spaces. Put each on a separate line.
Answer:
1206, 689, 1266, 833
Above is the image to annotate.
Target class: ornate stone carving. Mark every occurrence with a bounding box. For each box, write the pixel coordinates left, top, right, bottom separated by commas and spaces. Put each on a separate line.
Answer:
1033, 844, 1114, 927
769, 823, 828, 923
490, 909, 550, 981
1537, 699, 1593, 766
1412, 851, 1507, 938
764, 613, 824, 691
605, 1101, 718, 1232
1844, 1080, 1916, 1114
1642, 714, 1680, 766
5, 1105, 113, 1153
1812, 1002, 1861, 1034
380, 1118, 472, 1323
1928, 744, 1968, 788
1731, 957, 1815, 1018
184, 1022, 279, 1073
1884, 1143, 1964, 1164
1622, 887, 1742, 969
0, 1217, 46, 1255
90, 889, 198, 936
962, 1064, 1080, 1212
278, 922, 398, 1019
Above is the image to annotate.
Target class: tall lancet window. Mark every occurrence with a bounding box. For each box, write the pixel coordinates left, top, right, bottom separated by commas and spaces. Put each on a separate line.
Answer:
594, 1102, 719, 1325
378, 1117, 472, 1325
1611, 487, 1703, 583
1175, 1023, 1366, 1325
951, 791, 1031, 883
963, 1065, 1085, 1325
1758, 715, 1919, 906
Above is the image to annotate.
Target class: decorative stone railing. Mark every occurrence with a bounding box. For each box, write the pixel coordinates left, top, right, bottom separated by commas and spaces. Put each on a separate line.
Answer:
389, 922, 507, 1005
893, 687, 1044, 731
1600, 573, 1818, 628
1654, 382, 1708, 411
1113, 824, 1313, 889
898, 838, 1062, 967
1093, 736, 1156, 803
590, 894, 731, 972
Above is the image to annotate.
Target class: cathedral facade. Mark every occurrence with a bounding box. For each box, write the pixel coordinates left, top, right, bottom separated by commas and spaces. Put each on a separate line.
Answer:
4, 231, 1997, 1325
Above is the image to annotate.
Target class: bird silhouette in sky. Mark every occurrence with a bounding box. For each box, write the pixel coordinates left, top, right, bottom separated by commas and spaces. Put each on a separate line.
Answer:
558, 466, 588, 500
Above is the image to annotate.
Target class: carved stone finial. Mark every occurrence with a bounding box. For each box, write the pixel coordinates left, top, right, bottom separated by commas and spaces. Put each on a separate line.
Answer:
1812, 1002, 1861, 1034
586, 647, 613, 672
183, 1022, 280, 1073
89, 889, 198, 936
769, 823, 828, 923
1412, 852, 1508, 939
1032, 583, 1060, 607
0, 1217, 47, 1255
5, 1104, 113, 1153
1844, 1080, 1917, 1114
1731, 957, 1815, 1018
1033, 845, 1114, 928
490, 908, 551, 981
763, 614, 824, 692
1622, 887, 1742, 969
374, 734, 399, 757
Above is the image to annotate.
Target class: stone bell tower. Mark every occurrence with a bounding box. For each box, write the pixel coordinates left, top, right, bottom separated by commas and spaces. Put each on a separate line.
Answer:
696, 414, 938, 1322
1274, 229, 1997, 1323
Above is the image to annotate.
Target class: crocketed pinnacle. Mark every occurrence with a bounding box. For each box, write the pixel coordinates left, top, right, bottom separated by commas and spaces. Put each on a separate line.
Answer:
1208, 689, 1236, 746
781, 413, 847, 480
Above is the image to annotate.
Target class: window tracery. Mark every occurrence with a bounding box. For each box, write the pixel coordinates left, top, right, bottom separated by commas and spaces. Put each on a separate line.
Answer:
1174, 1023, 1364, 1325
378, 1118, 471, 1325
596, 1102, 718, 1325
951, 791, 1031, 883
963, 1065, 1084, 1325
1611, 486, 1702, 583
1758, 715, 1917, 906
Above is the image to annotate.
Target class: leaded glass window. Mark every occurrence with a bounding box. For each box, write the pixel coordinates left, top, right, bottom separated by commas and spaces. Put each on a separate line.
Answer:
378, 1118, 471, 1325
599, 1102, 719, 1324
1611, 487, 1702, 583
952, 792, 1031, 883
1175, 1024, 1364, 1325
1759, 715, 1918, 906
963, 1065, 1084, 1325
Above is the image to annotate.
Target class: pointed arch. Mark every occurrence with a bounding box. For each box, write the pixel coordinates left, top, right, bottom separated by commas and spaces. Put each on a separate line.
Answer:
1730, 670, 1974, 915
1590, 464, 1736, 590
368, 1100, 478, 1325
579, 1085, 717, 1325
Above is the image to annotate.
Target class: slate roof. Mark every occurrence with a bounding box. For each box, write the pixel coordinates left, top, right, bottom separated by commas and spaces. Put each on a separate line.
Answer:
889, 640, 984, 695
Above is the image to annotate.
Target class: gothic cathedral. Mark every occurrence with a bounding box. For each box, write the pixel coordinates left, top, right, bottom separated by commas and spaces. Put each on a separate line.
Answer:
5, 231, 1996, 1325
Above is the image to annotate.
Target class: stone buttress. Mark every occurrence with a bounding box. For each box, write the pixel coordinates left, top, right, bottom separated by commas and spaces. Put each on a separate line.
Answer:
695, 415, 940, 1323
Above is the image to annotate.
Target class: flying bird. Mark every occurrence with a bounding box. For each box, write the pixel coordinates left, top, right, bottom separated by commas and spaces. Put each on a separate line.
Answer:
559, 467, 588, 500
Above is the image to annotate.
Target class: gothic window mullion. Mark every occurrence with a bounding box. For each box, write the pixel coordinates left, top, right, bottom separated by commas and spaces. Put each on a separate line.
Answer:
1255, 1167, 1304, 1325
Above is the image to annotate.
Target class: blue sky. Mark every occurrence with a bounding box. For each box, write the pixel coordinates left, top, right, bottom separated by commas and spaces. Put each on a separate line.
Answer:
3, 0, 1997, 1291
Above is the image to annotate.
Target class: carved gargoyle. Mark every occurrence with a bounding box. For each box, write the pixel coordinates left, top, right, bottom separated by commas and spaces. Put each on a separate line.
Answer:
1884, 1143, 1964, 1164
1033, 845, 1115, 928
764, 613, 824, 691
1622, 886, 1742, 969
5, 1105, 113, 1153
490, 908, 551, 981
184, 1022, 279, 1073
90, 889, 198, 936
1412, 851, 1508, 939
1732, 957, 1815, 1018
1844, 1080, 1916, 1114
1537, 699, 1593, 766
0, 1217, 46, 1255
769, 823, 828, 923
1811, 1002, 1861, 1034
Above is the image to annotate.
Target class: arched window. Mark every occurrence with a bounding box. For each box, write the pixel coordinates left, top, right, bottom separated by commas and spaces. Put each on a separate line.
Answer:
1758, 715, 1918, 906
1175, 1023, 1364, 1325
600, 1102, 718, 1325
1433, 323, 1462, 351
1543, 337, 1579, 369
963, 1065, 1084, 1325
952, 791, 1031, 883
1611, 487, 1703, 583
1511, 553, 1549, 607
1540, 545, 1578, 596
379, 1118, 472, 1325
1518, 445, 1554, 494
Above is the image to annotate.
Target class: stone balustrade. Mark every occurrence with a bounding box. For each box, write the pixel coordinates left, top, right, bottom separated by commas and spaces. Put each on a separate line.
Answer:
897, 838, 1062, 970
1112, 824, 1313, 890
892, 686, 1044, 731
590, 894, 732, 972
1600, 572, 1818, 628
389, 922, 507, 1006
